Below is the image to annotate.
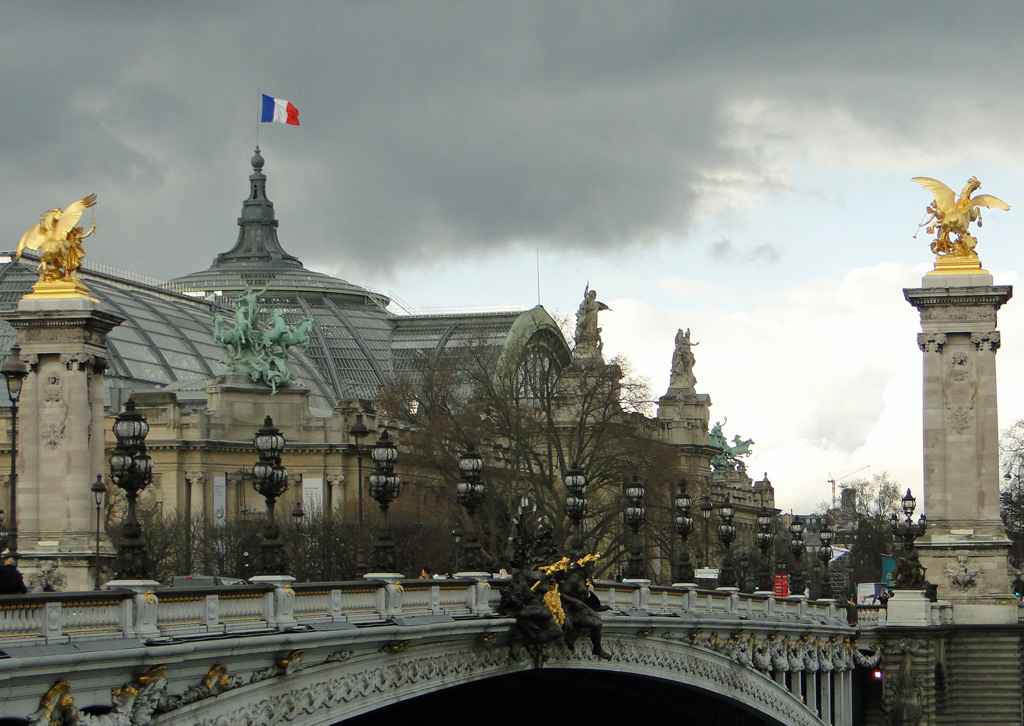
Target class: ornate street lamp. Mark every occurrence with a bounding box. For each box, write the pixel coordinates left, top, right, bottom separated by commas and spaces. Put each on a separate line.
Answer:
623, 475, 646, 579
109, 399, 154, 579
456, 444, 485, 571
890, 488, 928, 589
368, 429, 401, 571
673, 479, 695, 583
1, 345, 28, 558
564, 463, 589, 550
755, 506, 776, 591
788, 514, 807, 597
717, 496, 738, 588
291, 500, 305, 526
251, 416, 288, 575
816, 518, 835, 599
91, 475, 106, 589
348, 413, 370, 575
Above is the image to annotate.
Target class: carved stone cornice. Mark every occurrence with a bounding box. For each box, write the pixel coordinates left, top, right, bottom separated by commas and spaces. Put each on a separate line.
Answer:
904, 285, 1012, 313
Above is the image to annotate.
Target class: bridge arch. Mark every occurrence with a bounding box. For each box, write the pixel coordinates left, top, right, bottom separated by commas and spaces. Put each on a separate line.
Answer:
165, 629, 825, 726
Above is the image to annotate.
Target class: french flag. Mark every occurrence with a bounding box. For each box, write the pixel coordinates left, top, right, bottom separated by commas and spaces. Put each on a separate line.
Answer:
261, 94, 300, 126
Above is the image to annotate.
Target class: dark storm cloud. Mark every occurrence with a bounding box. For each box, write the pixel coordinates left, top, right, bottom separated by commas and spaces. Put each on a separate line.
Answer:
3, 2, 1024, 280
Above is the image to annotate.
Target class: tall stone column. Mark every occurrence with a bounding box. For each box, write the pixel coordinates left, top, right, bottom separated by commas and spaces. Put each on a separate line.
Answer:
2, 296, 123, 591
905, 275, 1016, 623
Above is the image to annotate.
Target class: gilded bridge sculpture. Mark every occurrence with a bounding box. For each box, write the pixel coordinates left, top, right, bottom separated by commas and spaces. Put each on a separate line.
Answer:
913, 176, 1009, 264
17, 194, 96, 286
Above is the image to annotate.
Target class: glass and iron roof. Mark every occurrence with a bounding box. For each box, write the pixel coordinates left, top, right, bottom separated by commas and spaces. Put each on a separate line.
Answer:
0, 149, 569, 412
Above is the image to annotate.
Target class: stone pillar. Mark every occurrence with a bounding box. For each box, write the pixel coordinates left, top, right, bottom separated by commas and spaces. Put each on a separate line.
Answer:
819, 671, 832, 726
905, 276, 1016, 623
2, 297, 123, 591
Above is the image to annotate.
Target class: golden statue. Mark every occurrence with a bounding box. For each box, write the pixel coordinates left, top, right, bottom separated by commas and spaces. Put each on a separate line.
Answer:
912, 177, 1009, 274
16, 194, 97, 300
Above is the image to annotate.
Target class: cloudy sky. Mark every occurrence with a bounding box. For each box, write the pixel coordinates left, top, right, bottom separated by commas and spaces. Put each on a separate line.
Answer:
6, 2, 1024, 512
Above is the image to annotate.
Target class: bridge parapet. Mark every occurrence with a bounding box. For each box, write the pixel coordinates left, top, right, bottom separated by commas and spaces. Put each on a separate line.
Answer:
0, 579, 860, 648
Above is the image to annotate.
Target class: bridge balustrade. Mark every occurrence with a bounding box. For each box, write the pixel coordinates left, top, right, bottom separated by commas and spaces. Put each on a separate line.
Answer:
0, 578, 861, 649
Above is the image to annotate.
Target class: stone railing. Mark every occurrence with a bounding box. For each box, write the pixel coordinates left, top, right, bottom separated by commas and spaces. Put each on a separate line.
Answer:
0, 578, 860, 649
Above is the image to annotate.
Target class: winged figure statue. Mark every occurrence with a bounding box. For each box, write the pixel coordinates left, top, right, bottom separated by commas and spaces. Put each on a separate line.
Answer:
17, 194, 97, 282
912, 177, 1009, 258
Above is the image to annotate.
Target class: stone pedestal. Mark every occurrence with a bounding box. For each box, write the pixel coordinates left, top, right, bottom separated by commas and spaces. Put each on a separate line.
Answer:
885, 589, 932, 627
905, 275, 1017, 623
2, 297, 123, 591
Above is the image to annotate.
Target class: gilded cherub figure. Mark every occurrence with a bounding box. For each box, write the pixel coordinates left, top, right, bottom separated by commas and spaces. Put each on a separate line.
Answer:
912, 177, 1009, 259
17, 194, 97, 282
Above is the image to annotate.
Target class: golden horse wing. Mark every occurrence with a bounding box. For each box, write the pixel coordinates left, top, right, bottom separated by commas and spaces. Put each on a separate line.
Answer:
970, 193, 1010, 211
911, 177, 956, 212
16, 222, 47, 258
52, 194, 97, 241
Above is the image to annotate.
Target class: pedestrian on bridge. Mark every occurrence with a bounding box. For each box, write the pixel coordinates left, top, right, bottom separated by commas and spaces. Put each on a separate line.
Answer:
0, 554, 27, 595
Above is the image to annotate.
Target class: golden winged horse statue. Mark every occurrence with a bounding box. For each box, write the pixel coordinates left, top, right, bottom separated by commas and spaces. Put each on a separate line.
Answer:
17, 194, 97, 283
912, 177, 1009, 260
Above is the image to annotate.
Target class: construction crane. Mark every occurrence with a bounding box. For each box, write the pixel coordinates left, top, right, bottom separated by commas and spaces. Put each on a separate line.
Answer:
827, 466, 870, 509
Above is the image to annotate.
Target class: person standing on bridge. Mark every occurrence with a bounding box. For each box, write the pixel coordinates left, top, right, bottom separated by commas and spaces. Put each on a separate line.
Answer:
0, 554, 27, 595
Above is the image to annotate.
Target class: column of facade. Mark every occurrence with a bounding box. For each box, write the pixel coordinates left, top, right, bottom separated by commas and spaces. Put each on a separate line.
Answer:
2, 298, 123, 591
818, 671, 832, 726
834, 669, 852, 726
805, 670, 818, 718
905, 280, 1016, 623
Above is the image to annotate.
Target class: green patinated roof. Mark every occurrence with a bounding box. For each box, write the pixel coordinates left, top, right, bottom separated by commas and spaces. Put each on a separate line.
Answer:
494, 304, 571, 379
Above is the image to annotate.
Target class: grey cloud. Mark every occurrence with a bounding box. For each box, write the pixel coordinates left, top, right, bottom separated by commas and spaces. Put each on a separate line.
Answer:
4, 2, 1024, 281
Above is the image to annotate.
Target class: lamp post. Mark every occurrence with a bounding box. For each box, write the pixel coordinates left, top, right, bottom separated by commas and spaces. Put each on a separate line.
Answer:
1, 345, 28, 558
91, 475, 106, 589
699, 498, 714, 569
564, 463, 589, 551
816, 518, 835, 599
456, 444, 485, 572
623, 475, 646, 580
717, 496, 738, 588
109, 399, 154, 580
890, 488, 928, 589
348, 414, 369, 575
290, 499, 304, 579
0, 509, 6, 553
755, 506, 776, 592
251, 416, 288, 575
452, 524, 462, 573
368, 429, 401, 572
788, 515, 807, 597
673, 479, 694, 583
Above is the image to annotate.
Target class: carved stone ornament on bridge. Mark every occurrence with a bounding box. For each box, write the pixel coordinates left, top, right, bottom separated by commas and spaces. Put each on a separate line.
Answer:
23, 631, 875, 726
39, 372, 67, 450
916, 333, 946, 353
882, 638, 925, 726
944, 352, 976, 435
944, 555, 980, 592
920, 306, 994, 322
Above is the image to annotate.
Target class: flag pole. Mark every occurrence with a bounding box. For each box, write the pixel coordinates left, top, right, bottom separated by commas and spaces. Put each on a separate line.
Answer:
256, 88, 261, 149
